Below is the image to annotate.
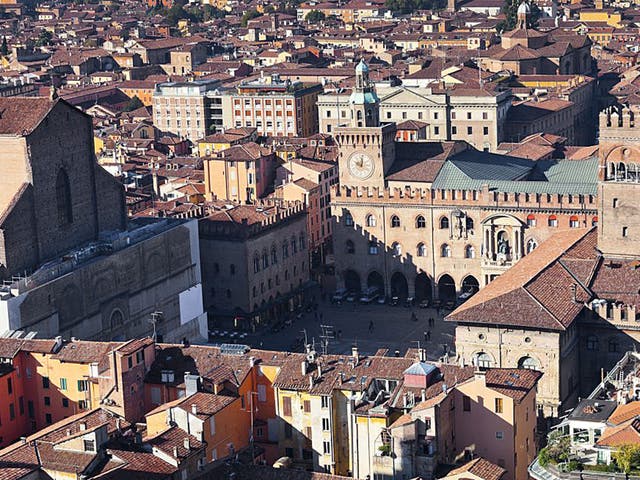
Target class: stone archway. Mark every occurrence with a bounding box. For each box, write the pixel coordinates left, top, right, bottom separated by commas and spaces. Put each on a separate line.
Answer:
415, 272, 432, 302
367, 271, 384, 292
438, 274, 456, 301
344, 269, 361, 292
462, 275, 480, 294
390, 272, 408, 299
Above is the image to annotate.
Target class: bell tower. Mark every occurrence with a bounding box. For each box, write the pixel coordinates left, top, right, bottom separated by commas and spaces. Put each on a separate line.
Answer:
597, 104, 640, 258
335, 59, 396, 189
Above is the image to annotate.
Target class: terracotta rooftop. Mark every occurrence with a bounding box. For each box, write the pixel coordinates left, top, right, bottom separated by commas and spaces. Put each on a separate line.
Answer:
0, 97, 56, 135
446, 457, 507, 480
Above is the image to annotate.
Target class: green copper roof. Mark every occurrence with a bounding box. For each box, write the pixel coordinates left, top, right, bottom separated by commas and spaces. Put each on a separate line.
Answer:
432, 152, 598, 195
349, 91, 379, 105
355, 59, 369, 73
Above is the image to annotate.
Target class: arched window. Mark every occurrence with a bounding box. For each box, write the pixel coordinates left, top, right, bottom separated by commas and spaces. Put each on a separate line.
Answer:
526, 238, 538, 254
417, 243, 427, 257
465, 245, 475, 259
392, 242, 402, 257
474, 352, 492, 370
56, 168, 73, 225
253, 254, 260, 273
366, 214, 376, 227
357, 110, 363, 120
346, 240, 355, 254
299, 233, 305, 251
391, 215, 401, 228
548, 215, 558, 227
518, 356, 538, 370
569, 215, 580, 228
592, 216, 598, 227
282, 241, 289, 259
291, 236, 297, 254
416, 215, 426, 229
441, 244, 451, 258
262, 250, 269, 269
271, 247, 278, 265
466, 217, 474, 230
439, 216, 449, 229
527, 214, 536, 227
110, 310, 123, 330
344, 213, 354, 226
368, 241, 378, 255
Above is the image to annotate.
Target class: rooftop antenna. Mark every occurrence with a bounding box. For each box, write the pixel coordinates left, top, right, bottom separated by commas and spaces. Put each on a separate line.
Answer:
319, 324, 335, 356
149, 311, 163, 341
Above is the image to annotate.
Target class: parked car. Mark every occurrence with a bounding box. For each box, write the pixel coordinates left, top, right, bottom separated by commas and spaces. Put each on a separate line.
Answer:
419, 299, 430, 309
359, 287, 380, 304
404, 297, 415, 308
332, 288, 348, 303
377, 295, 387, 305
390, 296, 400, 306
458, 290, 475, 302
346, 291, 359, 303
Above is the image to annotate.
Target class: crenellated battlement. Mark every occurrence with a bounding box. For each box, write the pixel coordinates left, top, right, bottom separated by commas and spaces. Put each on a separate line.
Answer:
600, 104, 638, 140
331, 184, 596, 211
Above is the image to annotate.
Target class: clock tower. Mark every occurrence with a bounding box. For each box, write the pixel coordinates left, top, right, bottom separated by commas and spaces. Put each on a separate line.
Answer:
335, 59, 396, 189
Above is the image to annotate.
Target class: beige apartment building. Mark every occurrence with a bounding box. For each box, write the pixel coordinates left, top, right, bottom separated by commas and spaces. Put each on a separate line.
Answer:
317, 86, 512, 152
231, 74, 323, 138
152, 79, 232, 141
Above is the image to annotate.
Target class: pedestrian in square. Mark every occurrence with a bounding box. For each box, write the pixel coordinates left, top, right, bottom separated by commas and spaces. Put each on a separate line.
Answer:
369, 320, 374, 332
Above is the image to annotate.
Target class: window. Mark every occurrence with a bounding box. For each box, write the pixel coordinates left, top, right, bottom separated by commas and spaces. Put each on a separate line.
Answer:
283, 397, 292, 417
303, 400, 311, 413
587, 335, 598, 350
465, 245, 475, 259
483, 127, 489, 135
391, 215, 400, 228
7, 378, 11, 394
495, 398, 503, 414
77, 380, 88, 392
569, 215, 580, 228
84, 439, 95, 452
45, 413, 52, 424
18, 397, 23, 415
345, 213, 354, 226
518, 356, 538, 370
496, 431, 504, 440
42, 377, 50, 389
417, 243, 427, 257
282, 242, 289, 259
475, 352, 492, 370
526, 239, 538, 254
44, 396, 50, 406
467, 126, 473, 135
369, 241, 378, 255
623, 226, 629, 237
466, 217, 474, 230
253, 255, 260, 273
322, 418, 330, 430
346, 240, 355, 254
366, 214, 376, 227
526, 214, 536, 227
79, 400, 87, 410
323, 441, 331, 455
61, 398, 69, 408
452, 126, 457, 134
467, 112, 472, 120
299, 233, 305, 251
434, 126, 440, 135
9, 403, 15, 420
271, 248, 278, 265
439, 216, 449, 229
416, 215, 426, 228
392, 242, 402, 257
321, 396, 329, 408
441, 244, 451, 258
463, 395, 471, 412
613, 198, 619, 208
56, 168, 73, 225
592, 216, 598, 226
548, 215, 558, 227
262, 251, 269, 269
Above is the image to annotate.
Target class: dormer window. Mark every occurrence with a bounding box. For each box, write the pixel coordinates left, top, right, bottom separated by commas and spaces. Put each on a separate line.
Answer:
161, 370, 175, 383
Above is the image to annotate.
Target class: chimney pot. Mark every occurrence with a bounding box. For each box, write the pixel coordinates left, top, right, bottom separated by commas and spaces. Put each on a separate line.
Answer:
184, 437, 190, 450
173, 446, 178, 458
191, 404, 197, 415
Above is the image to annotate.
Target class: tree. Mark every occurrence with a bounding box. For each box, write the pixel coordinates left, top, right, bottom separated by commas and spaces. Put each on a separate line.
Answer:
35, 30, 52, 47
240, 9, 260, 26
305, 9, 325, 23
0, 37, 8, 56
124, 96, 144, 112
613, 444, 640, 473
496, 0, 541, 32
165, 3, 190, 26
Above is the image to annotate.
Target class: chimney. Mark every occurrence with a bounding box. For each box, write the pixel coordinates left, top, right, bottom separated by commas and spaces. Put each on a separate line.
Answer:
317, 364, 322, 377
79, 422, 87, 431
418, 348, 427, 362
191, 404, 197, 415
421, 389, 426, 402
173, 446, 179, 458
249, 356, 255, 368
184, 372, 199, 397
53, 336, 63, 353
301, 360, 308, 376
183, 438, 190, 451
340, 372, 345, 384
351, 346, 359, 362
309, 375, 314, 390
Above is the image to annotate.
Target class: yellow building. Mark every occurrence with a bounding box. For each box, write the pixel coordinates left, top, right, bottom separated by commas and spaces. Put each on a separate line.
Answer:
578, 9, 623, 27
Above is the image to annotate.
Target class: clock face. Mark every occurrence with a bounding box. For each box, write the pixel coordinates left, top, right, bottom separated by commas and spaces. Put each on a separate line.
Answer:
348, 152, 374, 180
